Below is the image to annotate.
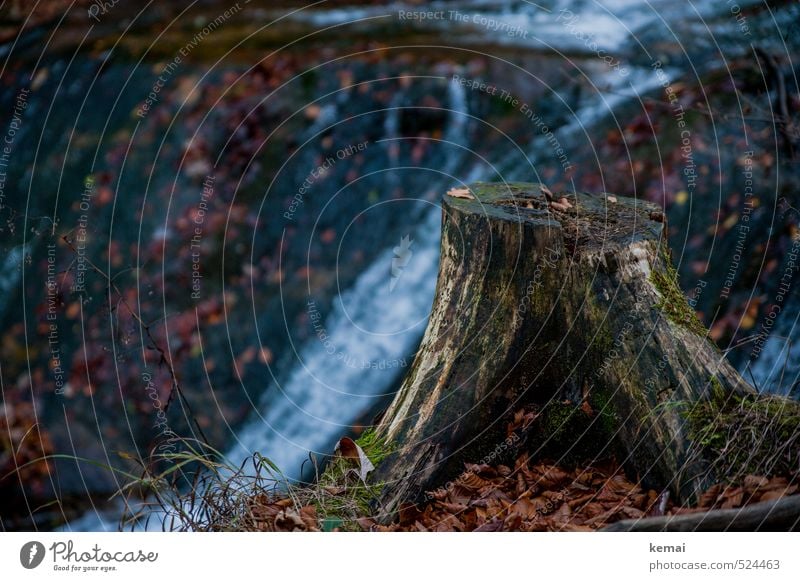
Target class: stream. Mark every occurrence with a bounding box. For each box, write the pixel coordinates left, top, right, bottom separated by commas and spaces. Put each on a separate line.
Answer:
1, 0, 796, 531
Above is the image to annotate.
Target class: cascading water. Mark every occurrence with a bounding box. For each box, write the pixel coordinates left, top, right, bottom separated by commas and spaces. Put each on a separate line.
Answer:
61, 79, 472, 531
54, 0, 799, 532
226, 79, 471, 478
745, 306, 800, 398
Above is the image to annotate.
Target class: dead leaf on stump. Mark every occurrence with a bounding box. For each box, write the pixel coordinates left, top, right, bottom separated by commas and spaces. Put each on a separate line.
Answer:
335, 436, 375, 482
446, 187, 474, 200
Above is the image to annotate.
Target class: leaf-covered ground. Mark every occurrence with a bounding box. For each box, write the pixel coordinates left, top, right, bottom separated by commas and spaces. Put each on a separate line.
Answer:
224, 453, 798, 532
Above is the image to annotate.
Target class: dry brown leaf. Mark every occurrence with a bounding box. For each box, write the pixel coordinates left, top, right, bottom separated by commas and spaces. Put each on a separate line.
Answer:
464, 463, 497, 478
584, 507, 620, 526
620, 506, 645, 519
574, 471, 596, 487
435, 514, 464, 532
509, 498, 541, 520
514, 452, 531, 470
425, 487, 449, 501
529, 496, 550, 514
744, 475, 769, 492
568, 493, 596, 510
606, 474, 635, 494
503, 513, 523, 530
446, 187, 474, 199
630, 493, 649, 510
720, 489, 744, 509
537, 465, 571, 488
698, 484, 722, 508
581, 503, 607, 519
760, 488, 794, 502
523, 519, 549, 532
274, 508, 306, 531
334, 436, 375, 482
459, 471, 492, 491
758, 490, 781, 502
561, 523, 594, 532
541, 490, 566, 503
356, 517, 377, 530
299, 504, 320, 531
596, 487, 624, 503
549, 200, 572, 212
720, 493, 744, 509
550, 503, 572, 528
474, 518, 504, 532
762, 477, 789, 491
437, 501, 469, 513
516, 473, 527, 496
398, 503, 424, 525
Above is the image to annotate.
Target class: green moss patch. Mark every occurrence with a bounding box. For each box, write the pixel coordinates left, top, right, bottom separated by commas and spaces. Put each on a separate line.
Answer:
682, 387, 800, 481
310, 429, 395, 531
530, 400, 616, 464
650, 254, 707, 336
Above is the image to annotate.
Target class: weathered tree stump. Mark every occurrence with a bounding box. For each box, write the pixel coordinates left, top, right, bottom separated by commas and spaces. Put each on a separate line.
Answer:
372, 182, 757, 518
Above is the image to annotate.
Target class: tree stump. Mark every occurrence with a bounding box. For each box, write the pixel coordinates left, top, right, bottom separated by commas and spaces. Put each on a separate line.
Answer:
372, 182, 757, 518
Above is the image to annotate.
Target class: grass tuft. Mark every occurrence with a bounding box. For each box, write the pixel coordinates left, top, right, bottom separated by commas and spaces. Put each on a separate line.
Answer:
682, 385, 800, 483
111, 430, 397, 531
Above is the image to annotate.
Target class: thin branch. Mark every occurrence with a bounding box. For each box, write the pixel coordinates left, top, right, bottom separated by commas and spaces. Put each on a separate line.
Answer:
60, 234, 208, 446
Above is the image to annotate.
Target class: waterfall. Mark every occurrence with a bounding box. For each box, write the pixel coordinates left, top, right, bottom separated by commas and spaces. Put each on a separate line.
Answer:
226, 80, 471, 478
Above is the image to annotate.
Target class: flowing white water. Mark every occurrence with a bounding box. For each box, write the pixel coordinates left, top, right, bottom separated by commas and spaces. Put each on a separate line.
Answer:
62, 203, 445, 531
227, 206, 442, 476
60, 0, 787, 531
61, 80, 470, 531
745, 305, 800, 397
285, 0, 764, 53
226, 79, 471, 477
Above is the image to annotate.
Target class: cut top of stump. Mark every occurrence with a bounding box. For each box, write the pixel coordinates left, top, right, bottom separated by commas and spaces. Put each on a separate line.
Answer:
445, 182, 665, 255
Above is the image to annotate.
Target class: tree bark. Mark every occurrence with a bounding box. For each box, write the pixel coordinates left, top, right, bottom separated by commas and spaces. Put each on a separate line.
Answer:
372, 182, 755, 519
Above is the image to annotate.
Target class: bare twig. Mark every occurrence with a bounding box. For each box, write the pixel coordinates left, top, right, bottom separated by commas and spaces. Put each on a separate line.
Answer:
60, 234, 208, 446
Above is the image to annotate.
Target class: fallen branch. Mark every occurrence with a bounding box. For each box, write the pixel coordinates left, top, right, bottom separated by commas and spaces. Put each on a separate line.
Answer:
603, 495, 800, 531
